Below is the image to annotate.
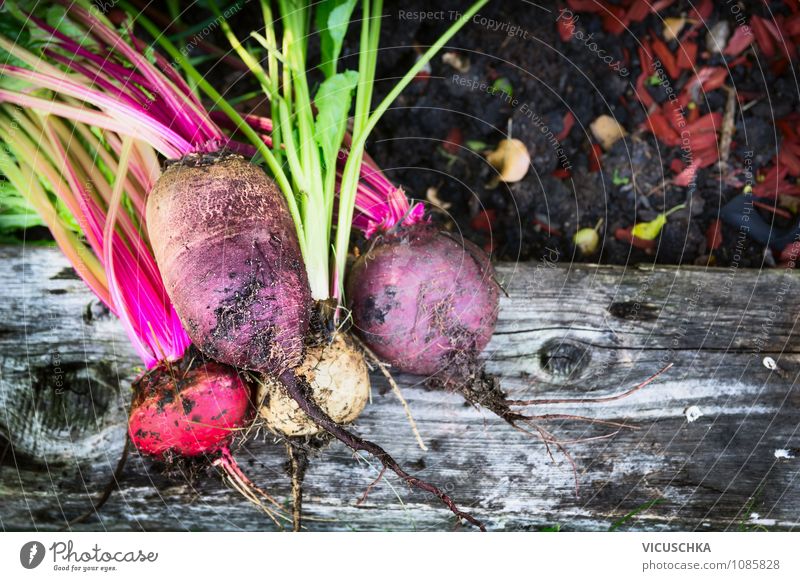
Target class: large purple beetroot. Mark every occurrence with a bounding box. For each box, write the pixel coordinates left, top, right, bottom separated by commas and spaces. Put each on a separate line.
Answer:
146, 154, 312, 374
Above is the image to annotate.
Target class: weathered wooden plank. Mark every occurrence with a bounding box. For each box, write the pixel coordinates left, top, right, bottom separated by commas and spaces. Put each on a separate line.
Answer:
1, 246, 799, 531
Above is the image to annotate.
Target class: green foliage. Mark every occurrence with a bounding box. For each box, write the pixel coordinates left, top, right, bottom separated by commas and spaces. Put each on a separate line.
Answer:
314, 70, 359, 164
316, 0, 358, 78
491, 77, 513, 97
466, 140, 489, 151
612, 168, 630, 185
609, 498, 663, 531
0, 180, 43, 234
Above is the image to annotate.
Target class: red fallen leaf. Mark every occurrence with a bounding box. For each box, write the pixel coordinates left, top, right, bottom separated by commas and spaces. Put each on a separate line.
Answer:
651, 0, 676, 11
532, 217, 563, 237
625, 0, 650, 24
687, 105, 700, 124
650, 35, 679, 78
615, 227, 656, 251
636, 73, 655, 108
780, 241, 800, 264
670, 158, 685, 173
753, 164, 790, 197
783, 140, 800, 158
752, 17, 776, 59
761, 15, 787, 44
770, 58, 790, 76
442, 127, 463, 154
774, 16, 798, 60
786, 13, 800, 36
755, 180, 800, 197
685, 112, 722, 134
674, 159, 701, 186
776, 116, 800, 140
556, 111, 575, 141
753, 200, 793, 220
644, 112, 681, 146
676, 41, 697, 70
634, 41, 655, 108
557, 16, 575, 42
767, 163, 790, 183
552, 167, 572, 179
779, 147, 800, 176
724, 26, 755, 56
679, 25, 700, 43
698, 67, 728, 92
682, 68, 727, 107
728, 55, 750, 68
694, 145, 720, 168
602, 11, 627, 36
706, 219, 723, 250
588, 143, 603, 172
665, 101, 686, 132
566, 0, 604, 12
471, 208, 496, 232
689, 133, 717, 157
787, 0, 800, 15
689, 0, 712, 21
638, 40, 654, 71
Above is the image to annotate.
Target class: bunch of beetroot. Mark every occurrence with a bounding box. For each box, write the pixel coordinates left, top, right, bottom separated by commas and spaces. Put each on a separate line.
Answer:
145, 0, 493, 529
2, 0, 496, 529
1, 0, 670, 531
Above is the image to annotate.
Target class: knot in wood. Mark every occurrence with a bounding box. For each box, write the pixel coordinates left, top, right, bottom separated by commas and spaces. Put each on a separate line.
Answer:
538, 338, 591, 379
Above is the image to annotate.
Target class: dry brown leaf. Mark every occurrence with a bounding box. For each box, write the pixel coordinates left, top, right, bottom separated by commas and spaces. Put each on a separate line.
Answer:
486, 138, 530, 183
442, 51, 470, 73
426, 186, 451, 210
663, 17, 687, 41
590, 115, 627, 151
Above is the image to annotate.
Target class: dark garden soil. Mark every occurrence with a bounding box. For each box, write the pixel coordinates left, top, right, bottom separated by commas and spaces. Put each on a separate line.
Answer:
357, 0, 800, 268
63, 1, 800, 270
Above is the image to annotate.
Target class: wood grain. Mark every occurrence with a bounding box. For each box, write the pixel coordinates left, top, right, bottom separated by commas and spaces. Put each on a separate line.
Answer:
2, 246, 799, 531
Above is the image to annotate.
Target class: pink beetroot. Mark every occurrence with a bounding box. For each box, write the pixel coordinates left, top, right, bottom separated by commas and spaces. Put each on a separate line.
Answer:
347, 224, 500, 376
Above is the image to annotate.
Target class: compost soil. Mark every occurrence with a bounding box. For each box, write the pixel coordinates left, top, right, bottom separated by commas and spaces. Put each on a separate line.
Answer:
133, 0, 798, 270
356, 0, 797, 268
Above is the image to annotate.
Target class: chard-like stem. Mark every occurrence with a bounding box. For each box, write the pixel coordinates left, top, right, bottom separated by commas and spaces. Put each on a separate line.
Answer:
53, 0, 216, 143
103, 136, 152, 362
334, 0, 489, 301
0, 89, 182, 157
277, 0, 328, 300
259, 0, 284, 164
123, 4, 307, 262
0, 124, 110, 304
332, 0, 381, 301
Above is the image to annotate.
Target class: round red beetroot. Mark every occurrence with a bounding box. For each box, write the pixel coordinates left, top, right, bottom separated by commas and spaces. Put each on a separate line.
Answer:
129, 361, 252, 458
347, 225, 500, 376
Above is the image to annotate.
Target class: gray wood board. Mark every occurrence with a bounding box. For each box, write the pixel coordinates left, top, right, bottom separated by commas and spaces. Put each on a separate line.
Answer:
1, 246, 799, 531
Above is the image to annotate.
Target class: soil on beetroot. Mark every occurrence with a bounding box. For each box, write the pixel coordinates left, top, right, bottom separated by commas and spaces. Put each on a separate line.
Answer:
349, 0, 799, 268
